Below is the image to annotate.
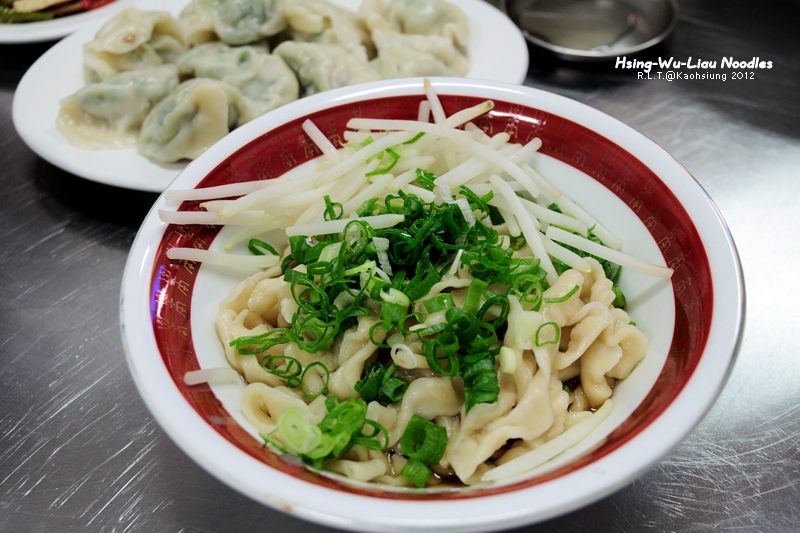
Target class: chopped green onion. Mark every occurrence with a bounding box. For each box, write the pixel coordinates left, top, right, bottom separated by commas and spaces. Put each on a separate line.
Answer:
267, 398, 389, 471
403, 132, 426, 145
423, 293, 454, 313
399, 415, 447, 487
323, 195, 344, 220
366, 147, 400, 177
248, 238, 278, 256
262, 355, 303, 388
272, 407, 326, 457
463, 278, 488, 315
300, 361, 330, 399
544, 284, 580, 303
353, 419, 390, 451
415, 168, 437, 191
535, 322, 561, 347
423, 336, 459, 377
380, 301, 408, 329
401, 415, 446, 463
380, 372, 408, 402
401, 261, 439, 301
461, 351, 500, 412
355, 362, 408, 404
318, 398, 366, 455
354, 361, 384, 400
400, 457, 432, 489
230, 328, 291, 354
306, 260, 335, 276
412, 321, 447, 336
318, 241, 342, 264
499, 346, 516, 373
612, 284, 627, 308
381, 287, 410, 307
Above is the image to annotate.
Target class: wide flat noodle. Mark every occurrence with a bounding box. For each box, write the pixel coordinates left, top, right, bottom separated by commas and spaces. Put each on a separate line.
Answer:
167, 79, 671, 488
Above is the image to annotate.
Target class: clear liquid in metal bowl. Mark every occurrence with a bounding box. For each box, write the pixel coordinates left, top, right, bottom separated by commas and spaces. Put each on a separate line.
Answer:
502, 0, 677, 60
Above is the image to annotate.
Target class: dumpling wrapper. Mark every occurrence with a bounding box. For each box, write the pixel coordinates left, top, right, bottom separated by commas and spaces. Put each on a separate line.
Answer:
180, 0, 287, 46
57, 64, 180, 150
370, 29, 468, 78
176, 42, 299, 123
82, 7, 187, 83
273, 40, 381, 96
137, 78, 240, 163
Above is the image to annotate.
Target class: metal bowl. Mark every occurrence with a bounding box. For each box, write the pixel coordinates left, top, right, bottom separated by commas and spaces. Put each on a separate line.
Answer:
500, 0, 678, 62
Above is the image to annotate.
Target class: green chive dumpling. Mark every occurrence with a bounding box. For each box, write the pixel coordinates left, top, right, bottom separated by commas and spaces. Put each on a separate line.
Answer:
57, 64, 180, 150
82, 7, 188, 83
385, 0, 469, 49
176, 42, 300, 124
176, 41, 270, 79
369, 29, 468, 79
177, 0, 218, 45
180, 0, 287, 46
360, 0, 469, 50
281, 0, 373, 57
137, 78, 241, 163
273, 40, 380, 96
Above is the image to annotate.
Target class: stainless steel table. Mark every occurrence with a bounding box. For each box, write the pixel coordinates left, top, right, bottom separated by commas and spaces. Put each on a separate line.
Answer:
2, 1, 798, 531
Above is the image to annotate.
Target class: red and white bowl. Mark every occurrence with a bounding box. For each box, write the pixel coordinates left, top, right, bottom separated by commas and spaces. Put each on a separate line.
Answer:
120, 77, 744, 532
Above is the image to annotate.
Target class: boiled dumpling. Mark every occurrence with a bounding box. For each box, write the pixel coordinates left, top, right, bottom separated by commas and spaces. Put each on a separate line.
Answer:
180, 0, 287, 46
59, 0, 474, 169
360, 0, 468, 50
281, 0, 373, 57
370, 29, 468, 78
57, 64, 180, 150
137, 78, 241, 163
273, 41, 380, 96
386, 0, 469, 48
177, 42, 300, 123
82, 7, 187, 83
176, 41, 269, 78
358, 0, 391, 33
222, 53, 300, 122
177, 0, 218, 45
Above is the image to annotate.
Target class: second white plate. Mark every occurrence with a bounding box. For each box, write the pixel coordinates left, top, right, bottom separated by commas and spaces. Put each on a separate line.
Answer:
12, 0, 529, 192
0, 0, 135, 44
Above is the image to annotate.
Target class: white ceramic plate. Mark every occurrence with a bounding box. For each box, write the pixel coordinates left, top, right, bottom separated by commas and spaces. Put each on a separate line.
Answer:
120, 77, 744, 532
12, 0, 529, 193
0, 0, 136, 44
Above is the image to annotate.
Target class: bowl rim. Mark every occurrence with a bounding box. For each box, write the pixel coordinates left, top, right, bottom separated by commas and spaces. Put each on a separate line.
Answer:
120, 77, 744, 532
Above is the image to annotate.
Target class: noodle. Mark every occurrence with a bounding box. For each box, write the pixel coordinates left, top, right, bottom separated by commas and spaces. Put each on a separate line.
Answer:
164, 80, 673, 488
